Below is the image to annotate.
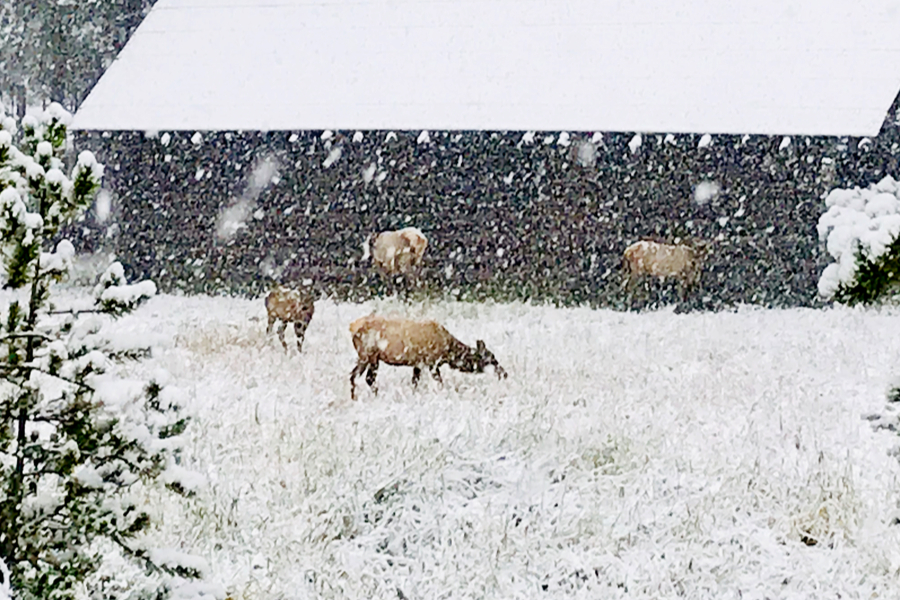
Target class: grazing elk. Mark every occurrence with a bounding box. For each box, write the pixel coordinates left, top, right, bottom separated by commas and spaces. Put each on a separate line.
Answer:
363, 227, 428, 293
265, 285, 315, 352
622, 239, 706, 302
348, 314, 507, 400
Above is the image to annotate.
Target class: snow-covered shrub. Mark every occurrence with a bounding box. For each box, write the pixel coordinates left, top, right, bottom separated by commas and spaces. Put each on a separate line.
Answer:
816, 175, 900, 304
93, 260, 158, 316
67, 250, 117, 286
887, 373, 900, 405
0, 102, 219, 599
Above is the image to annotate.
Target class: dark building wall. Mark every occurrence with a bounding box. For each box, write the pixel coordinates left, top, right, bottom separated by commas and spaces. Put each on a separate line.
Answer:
72, 103, 900, 310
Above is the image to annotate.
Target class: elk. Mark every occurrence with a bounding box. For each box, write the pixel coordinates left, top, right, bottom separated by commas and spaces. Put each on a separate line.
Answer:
622, 239, 706, 301
348, 314, 507, 400
265, 285, 315, 352
363, 227, 428, 292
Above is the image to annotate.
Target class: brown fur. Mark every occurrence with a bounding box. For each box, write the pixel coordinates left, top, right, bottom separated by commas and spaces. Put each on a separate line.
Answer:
348, 314, 507, 399
622, 240, 705, 300
368, 227, 428, 276
265, 286, 315, 352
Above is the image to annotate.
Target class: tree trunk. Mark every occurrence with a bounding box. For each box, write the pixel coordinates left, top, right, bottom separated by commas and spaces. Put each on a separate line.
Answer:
14, 84, 25, 120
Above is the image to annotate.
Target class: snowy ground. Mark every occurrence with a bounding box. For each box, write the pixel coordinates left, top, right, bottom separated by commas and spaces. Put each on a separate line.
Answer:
88, 290, 900, 599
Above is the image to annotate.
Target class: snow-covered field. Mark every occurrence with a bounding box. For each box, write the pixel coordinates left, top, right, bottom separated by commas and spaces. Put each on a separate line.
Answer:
95, 290, 900, 599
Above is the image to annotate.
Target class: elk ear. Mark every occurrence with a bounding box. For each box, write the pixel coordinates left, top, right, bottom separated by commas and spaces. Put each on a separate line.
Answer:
476, 340, 486, 353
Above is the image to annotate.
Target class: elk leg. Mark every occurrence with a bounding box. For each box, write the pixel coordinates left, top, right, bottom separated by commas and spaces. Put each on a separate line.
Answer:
403, 271, 417, 299
365, 362, 379, 394
624, 274, 638, 305
412, 366, 422, 387
293, 321, 308, 352
687, 269, 701, 302
350, 360, 369, 400
430, 366, 443, 387
266, 315, 277, 335
379, 270, 394, 297
679, 271, 696, 304
277, 321, 288, 351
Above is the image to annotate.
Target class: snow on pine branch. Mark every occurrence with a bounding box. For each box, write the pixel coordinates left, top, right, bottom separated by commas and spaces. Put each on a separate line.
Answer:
0, 129, 11, 154
18, 103, 71, 151
61, 310, 167, 363
147, 548, 211, 579
0, 187, 43, 247
93, 261, 157, 315
0, 109, 16, 136
0, 559, 11, 600
816, 175, 900, 299
0, 103, 101, 258
71, 150, 104, 194
99, 280, 157, 310
73, 373, 207, 514
40, 238, 75, 277
77, 541, 222, 600
162, 463, 207, 495
84, 372, 202, 493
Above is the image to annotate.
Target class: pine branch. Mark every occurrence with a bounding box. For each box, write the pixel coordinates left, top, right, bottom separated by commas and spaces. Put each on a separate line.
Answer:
30, 369, 95, 393
0, 331, 53, 343
29, 395, 101, 422
0, 366, 95, 393
21, 466, 67, 479
0, 372, 28, 390
48, 308, 105, 317
108, 533, 165, 577
86, 448, 156, 481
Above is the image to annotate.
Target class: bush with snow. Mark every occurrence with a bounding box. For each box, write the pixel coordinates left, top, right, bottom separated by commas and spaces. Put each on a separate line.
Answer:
817, 175, 900, 304
0, 102, 218, 599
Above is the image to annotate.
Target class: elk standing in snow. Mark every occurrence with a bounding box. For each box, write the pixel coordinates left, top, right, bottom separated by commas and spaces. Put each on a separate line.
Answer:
265, 285, 315, 352
348, 314, 507, 399
622, 239, 707, 302
363, 227, 428, 294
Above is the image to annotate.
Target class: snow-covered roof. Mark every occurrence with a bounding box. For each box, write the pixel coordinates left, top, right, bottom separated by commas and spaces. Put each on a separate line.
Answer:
71, 0, 900, 136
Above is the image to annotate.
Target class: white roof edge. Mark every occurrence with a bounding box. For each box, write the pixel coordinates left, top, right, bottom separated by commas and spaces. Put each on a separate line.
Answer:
71, 0, 900, 137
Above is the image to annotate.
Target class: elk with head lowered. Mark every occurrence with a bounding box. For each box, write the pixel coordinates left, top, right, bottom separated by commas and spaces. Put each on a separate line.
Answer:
348, 314, 507, 399
362, 226, 428, 293
622, 239, 709, 302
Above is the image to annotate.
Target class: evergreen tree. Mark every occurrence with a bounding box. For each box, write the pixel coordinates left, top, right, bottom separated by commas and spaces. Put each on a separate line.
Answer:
831, 238, 900, 305
0, 102, 218, 598
817, 171, 900, 307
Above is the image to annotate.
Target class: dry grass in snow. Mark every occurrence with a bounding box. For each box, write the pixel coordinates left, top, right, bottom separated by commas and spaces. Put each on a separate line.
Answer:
91, 290, 900, 599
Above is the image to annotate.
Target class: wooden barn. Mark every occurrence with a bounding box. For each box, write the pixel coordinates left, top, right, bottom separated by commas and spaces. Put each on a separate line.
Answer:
69, 0, 900, 309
